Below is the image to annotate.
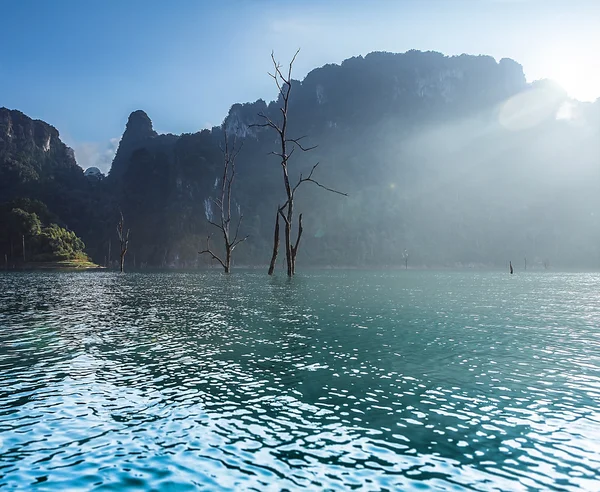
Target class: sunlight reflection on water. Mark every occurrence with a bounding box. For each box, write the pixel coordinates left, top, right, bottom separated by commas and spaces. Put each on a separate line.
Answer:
1, 270, 599, 490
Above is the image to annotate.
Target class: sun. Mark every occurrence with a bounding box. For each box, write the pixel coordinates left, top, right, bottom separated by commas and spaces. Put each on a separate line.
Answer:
544, 51, 600, 102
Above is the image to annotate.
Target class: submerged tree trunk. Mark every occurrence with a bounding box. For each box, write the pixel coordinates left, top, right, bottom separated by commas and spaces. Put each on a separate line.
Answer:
255, 50, 346, 277
198, 133, 248, 273
268, 211, 280, 275
117, 212, 130, 273
225, 245, 231, 274
284, 211, 293, 277
291, 213, 303, 275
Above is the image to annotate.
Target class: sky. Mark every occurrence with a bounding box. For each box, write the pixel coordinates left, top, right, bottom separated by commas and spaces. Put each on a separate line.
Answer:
1, 0, 599, 172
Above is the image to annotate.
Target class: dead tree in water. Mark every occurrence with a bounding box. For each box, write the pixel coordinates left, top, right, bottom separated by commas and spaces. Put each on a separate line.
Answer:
254, 50, 346, 276
117, 212, 129, 273
198, 133, 248, 273
268, 208, 280, 275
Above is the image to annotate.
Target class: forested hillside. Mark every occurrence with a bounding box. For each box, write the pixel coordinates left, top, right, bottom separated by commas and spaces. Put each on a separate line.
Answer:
2, 51, 599, 269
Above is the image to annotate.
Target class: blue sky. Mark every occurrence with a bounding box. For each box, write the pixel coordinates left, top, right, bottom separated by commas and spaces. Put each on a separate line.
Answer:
1, 0, 598, 171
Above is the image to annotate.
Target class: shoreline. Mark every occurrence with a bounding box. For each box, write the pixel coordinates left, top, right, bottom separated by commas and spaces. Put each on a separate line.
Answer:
4, 261, 104, 271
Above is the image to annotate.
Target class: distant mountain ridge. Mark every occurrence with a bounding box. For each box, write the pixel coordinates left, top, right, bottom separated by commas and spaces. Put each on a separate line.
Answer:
1, 50, 599, 268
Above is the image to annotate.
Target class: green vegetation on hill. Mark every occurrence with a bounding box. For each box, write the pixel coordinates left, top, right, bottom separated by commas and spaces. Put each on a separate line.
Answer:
0, 199, 91, 266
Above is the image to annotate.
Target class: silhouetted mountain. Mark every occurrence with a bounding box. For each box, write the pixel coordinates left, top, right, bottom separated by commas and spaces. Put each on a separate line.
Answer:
109, 109, 159, 180
2, 51, 599, 269
0, 107, 100, 235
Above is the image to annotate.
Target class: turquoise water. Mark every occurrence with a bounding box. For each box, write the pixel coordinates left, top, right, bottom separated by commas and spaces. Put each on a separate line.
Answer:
1, 270, 599, 491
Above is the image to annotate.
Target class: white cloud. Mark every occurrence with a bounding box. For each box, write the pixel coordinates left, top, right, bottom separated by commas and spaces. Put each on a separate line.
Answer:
73, 137, 120, 174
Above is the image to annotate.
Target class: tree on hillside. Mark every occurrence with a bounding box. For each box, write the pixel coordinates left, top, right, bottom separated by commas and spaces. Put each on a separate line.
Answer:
0, 200, 90, 264
254, 50, 347, 276
33, 224, 88, 262
6, 208, 41, 261
117, 211, 130, 273
198, 133, 248, 273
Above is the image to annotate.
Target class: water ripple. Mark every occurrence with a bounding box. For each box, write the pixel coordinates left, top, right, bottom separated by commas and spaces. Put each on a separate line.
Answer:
1, 270, 599, 490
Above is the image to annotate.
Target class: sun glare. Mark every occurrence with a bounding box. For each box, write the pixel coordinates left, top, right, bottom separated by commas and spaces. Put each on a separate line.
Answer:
545, 52, 600, 102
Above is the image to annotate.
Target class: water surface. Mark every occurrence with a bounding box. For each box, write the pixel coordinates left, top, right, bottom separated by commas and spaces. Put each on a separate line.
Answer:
1, 271, 599, 490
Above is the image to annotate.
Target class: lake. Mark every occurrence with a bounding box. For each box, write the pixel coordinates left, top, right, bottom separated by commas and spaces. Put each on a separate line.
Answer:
1, 270, 599, 490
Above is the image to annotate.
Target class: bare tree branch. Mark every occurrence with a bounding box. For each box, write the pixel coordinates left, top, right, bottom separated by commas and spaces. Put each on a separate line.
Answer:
199, 131, 247, 273
232, 142, 243, 162
288, 49, 300, 81
250, 121, 278, 132
268, 69, 284, 97
301, 177, 348, 197
278, 207, 290, 227
291, 162, 348, 198
232, 235, 249, 250
232, 214, 243, 245
286, 136, 318, 152
198, 235, 227, 270
251, 113, 282, 134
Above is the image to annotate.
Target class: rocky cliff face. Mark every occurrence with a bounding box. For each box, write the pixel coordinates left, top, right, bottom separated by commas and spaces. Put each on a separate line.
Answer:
104, 51, 598, 268
1, 108, 56, 153
2, 50, 598, 268
295, 51, 526, 120
108, 110, 160, 180
0, 107, 79, 183
0, 107, 86, 229
0, 107, 97, 245
109, 52, 530, 187
122, 109, 157, 142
